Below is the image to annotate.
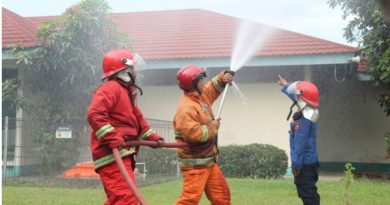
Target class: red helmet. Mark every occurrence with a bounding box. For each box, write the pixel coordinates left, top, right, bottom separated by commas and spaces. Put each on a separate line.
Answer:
177, 65, 206, 91
295, 81, 319, 107
101, 49, 135, 79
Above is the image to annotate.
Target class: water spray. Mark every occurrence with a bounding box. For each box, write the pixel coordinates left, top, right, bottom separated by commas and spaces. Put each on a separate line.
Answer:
215, 20, 273, 119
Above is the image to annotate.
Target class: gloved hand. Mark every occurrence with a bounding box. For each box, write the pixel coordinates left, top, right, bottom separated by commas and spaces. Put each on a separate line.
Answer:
222, 71, 234, 85
148, 133, 165, 148
277, 74, 288, 86
148, 132, 164, 141
208, 118, 221, 130
224, 70, 235, 76
107, 135, 126, 150
116, 141, 126, 150
155, 139, 165, 148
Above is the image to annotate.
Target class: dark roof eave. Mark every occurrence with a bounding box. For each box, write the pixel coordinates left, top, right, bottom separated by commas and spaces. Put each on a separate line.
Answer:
143, 51, 359, 69
2, 46, 40, 60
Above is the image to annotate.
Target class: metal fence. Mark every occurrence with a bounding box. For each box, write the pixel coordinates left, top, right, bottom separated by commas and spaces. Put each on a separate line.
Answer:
2, 117, 179, 188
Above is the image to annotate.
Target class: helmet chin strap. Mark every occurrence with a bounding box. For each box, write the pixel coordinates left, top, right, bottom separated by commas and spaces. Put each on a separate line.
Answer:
192, 78, 202, 96
287, 98, 307, 121
286, 101, 297, 121
296, 98, 307, 110
128, 72, 143, 96
286, 99, 318, 122
116, 70, 143, 96
195, 86, 202, 96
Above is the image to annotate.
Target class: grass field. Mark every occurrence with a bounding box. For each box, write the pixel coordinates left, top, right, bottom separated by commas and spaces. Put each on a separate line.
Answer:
3, 178, 390, 205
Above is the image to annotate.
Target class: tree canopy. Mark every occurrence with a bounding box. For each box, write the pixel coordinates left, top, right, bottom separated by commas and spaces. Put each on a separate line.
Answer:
11, 0, 129, 121
328, 0, 390, 116
7, 0, 130, 171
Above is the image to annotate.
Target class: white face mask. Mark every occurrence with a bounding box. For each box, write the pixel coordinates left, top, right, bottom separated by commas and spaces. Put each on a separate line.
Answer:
302, 106, 319, 122
296, 98, 319, 122
296, 98, 307, 111
117, 68, 132, 83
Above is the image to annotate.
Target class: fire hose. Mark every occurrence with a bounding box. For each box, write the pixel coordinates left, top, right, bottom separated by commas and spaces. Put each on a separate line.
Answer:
124, 140, 189, 148
113, 148, 147, 205
216, 70, 235, 118
216, 84, 229, 119
112, 140, 189, 205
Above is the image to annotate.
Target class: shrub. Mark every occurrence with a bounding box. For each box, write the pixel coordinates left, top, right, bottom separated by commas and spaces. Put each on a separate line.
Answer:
219, 143, 288, 179
135, 143, 288, 179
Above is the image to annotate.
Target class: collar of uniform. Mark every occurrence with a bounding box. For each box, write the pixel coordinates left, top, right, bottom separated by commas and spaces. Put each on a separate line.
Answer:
114, 79, 137, 93
185, 91, 201, 102
115, 79, 130, 87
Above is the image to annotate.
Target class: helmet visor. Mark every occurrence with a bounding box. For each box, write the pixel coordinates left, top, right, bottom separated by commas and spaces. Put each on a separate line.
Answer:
133, 53, 148, 71
121, 53, 148, 81
121, 53, 147, 70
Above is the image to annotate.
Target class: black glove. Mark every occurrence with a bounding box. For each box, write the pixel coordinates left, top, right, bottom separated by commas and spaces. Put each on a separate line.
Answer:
224, 70, 235, 76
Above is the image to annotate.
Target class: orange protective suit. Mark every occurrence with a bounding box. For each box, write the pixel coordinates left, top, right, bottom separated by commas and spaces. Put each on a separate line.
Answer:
175, 164, 230, 205
174, 71, 231, 205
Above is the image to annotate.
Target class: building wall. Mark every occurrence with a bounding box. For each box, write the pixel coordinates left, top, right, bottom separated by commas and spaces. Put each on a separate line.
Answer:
313, 66, 390, 164
138, 65, 390, 168
10, 62, 389, 172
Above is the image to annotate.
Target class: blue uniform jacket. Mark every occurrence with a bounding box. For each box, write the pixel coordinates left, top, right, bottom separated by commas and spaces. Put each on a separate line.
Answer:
282, 85, 318, 170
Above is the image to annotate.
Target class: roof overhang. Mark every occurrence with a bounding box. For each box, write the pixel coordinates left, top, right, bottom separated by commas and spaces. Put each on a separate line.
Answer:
2, 47, 39, 60
2, 49, 15, 60
3, 48, 357, 70
145, 52, 357, 69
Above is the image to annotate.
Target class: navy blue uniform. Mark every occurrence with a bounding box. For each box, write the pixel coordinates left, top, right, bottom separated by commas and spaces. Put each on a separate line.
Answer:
282, 85, 320, 205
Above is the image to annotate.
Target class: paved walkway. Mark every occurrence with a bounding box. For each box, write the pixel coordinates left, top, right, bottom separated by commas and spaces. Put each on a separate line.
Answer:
319, 172, 343, 181
284, 171, 343, 181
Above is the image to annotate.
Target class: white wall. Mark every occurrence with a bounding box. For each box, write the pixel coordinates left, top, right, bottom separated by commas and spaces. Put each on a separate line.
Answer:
138, 81, 390, 164
317, 79, 390, 163
138, 83, 292, 154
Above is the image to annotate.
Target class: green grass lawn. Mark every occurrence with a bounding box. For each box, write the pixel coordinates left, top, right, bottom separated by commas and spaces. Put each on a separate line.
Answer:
3, 178, 390, 205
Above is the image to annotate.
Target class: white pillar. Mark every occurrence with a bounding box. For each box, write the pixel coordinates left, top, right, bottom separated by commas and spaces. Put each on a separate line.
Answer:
3, 117, 9, 174
304, 65, 312, 81
14, 86, 23, 169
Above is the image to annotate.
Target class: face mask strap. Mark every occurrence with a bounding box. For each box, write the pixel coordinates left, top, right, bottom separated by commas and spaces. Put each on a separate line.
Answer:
287, 101, 297, 121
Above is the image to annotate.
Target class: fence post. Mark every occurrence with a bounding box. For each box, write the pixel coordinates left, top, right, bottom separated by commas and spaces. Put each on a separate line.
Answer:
176, 161, 180, 178
3, 116, 9, 175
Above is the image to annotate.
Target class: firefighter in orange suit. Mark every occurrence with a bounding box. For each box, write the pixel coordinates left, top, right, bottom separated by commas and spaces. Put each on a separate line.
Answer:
87, 49, 163, 205
174, 65, 234, 205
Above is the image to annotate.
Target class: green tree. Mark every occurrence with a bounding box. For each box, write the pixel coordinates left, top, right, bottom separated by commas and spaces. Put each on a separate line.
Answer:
10, 0, 129, 172
2, 79, 24, 117
12, 0, 128, 121
328, 0, 390, 116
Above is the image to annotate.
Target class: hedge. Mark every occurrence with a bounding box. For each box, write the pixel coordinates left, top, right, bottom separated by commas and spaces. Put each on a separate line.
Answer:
219, 144, 288, 179
136, 143, 288, 179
